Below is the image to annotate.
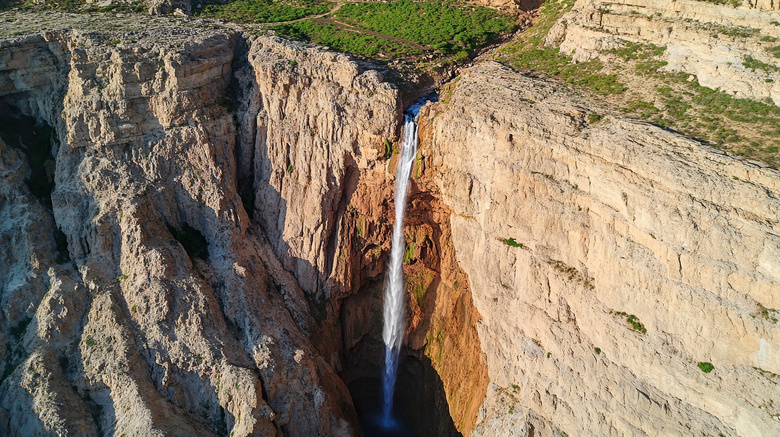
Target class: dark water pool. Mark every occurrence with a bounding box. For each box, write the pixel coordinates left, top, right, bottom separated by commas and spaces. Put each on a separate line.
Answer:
359, 409, 415, 437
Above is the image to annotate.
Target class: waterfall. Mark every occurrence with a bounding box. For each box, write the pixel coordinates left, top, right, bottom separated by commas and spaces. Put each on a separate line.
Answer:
381, 99, 426, 427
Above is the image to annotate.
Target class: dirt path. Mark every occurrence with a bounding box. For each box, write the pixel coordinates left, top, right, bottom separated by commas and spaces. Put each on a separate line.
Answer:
270, 1, 344, 25
313, 17, 429, 51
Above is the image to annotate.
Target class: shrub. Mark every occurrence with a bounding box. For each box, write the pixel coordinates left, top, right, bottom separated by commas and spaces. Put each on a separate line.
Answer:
698, 362, 715, 373
588, 113, 603, 124
199, 0, 333, 24
500, 237, 524, 248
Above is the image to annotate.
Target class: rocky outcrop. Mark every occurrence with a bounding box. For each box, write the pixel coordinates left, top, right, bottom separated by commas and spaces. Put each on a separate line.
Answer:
420, 61, 780, 436
550, 0, 780, 104
0, 17, 391, 436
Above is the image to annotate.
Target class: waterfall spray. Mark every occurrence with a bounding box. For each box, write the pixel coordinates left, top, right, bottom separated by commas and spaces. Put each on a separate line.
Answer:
381, 99, 426, 427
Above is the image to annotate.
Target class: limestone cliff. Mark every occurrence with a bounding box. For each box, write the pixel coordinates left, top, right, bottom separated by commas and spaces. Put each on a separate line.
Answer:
550, 0, 780, 103
0, 15, 400, 435
419, 61, 780, 436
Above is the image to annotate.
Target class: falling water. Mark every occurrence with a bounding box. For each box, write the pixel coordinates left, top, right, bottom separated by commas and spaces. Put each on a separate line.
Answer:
381, 99, 426, 427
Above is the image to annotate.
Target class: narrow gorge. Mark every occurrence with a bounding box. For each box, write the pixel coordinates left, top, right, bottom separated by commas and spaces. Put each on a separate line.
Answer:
0, 1, 779, 436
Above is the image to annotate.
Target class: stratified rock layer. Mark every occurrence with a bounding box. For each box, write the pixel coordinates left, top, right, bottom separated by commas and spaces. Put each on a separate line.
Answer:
421, 61, 780, 436
552, 0, 780, 103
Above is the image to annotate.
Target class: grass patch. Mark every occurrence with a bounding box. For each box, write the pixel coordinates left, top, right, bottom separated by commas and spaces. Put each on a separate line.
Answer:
273, 0, 515, 64
198, 0, 332, 24
547, 259, 595, 289
612, 311, 647, 334
610, 41, 666, 61
403, 239, 416, 264
588, 113, 603, 124
698, 361, 714, 373
409, 270, 434, 306
757, 304, 779, 324
588, 39, 780, 165
743, 56, 779, 73
334, 0, 515, 55
494, 1, 779, 166
274, 20, 423, 60
497, 0, 625, 95
694, 0, 741, 7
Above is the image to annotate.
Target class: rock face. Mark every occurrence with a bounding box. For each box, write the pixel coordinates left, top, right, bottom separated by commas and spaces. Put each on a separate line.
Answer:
0, 18, 400, 436
420, 61, 780, 436
550, 0, 780, 104
2, 9, 780, 437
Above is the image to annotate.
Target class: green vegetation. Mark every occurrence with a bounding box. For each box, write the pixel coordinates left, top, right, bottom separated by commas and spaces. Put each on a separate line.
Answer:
506, 47, 625, 95
424, 318, 445, 363
694, 0, 741, 7
499, 237, 525, 248
409, 270, 434, 306
594, 347, 601, 354
547, 259, 595, 289
199, 0, 332, 24
167, 223, 209, 260
274, 20, 423, 60
334, 0, 514, 55
383, 139, 394, 159
612, 311, 647, 334
131, 304, 137, 313
501, 238, 521, 247
612, 41, 665, 62
440, 76, 461, 104
273, 0, 515, 64
588, 113, 604, 124
118, 274, 128, 281
698, 361, 715, 373
497, 0, 624, 95
494, 0, 779, 166
757, 304, 779, 324
743, 55, 778, 73
403, 239, 416, 264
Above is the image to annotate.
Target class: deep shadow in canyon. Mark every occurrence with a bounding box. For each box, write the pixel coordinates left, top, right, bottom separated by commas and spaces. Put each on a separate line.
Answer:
338, 280, 462, 437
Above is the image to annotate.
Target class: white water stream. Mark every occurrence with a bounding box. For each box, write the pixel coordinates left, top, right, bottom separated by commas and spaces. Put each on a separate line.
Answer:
382, 99, 426, 426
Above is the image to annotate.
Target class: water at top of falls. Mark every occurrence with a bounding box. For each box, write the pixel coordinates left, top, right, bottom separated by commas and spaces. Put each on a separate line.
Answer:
381, 96, 430, 428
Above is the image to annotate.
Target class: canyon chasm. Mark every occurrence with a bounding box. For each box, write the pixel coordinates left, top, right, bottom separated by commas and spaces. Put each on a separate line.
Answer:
1, 4, 779, 437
